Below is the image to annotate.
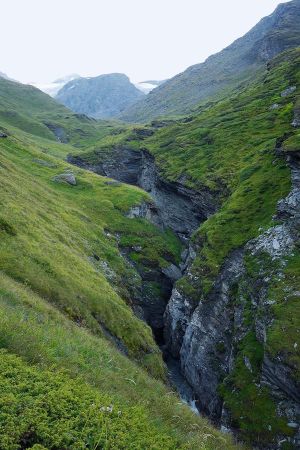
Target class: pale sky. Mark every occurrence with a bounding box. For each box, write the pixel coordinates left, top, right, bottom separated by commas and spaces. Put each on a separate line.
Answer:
1, 0, 290, 84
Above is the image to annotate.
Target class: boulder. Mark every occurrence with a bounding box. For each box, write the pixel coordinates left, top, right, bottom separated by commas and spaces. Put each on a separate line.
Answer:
281, 86, 296, 97
52, 172, 77, 186
269, 103, 280, 110
33, 158, 57, 168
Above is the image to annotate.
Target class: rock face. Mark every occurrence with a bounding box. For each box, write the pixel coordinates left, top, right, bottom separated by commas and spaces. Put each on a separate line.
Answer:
281, 86, 297, 98
44, 122, 69, 143
120, 0, 300, 122
68, 146, 218, 345
167, 249, 245, 421
164, 148, 300, 448
56, 73, 145, 119
120, 240, 175, 342
68, 148, 218, 238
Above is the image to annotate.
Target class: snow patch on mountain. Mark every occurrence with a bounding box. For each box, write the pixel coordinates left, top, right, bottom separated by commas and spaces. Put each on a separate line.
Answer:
32, 74, 80, 97
135, 80, 166, 94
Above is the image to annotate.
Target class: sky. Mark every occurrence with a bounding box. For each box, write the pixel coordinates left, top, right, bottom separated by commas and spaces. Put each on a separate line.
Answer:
0, 0, 290, 84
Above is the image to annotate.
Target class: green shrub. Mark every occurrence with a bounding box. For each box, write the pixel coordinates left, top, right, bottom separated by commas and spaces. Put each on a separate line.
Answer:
0, 350, 178, 450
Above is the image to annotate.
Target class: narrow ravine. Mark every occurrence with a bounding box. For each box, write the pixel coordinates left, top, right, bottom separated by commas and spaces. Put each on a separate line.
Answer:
165, 354, 200, 414
68, 148, 217, 411
68, 140, 300, 449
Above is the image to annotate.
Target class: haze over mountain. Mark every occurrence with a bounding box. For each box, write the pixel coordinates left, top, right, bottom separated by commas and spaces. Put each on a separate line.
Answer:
56, 73, 145, 119
120, 0, 300, 122
32, 74, 81, 97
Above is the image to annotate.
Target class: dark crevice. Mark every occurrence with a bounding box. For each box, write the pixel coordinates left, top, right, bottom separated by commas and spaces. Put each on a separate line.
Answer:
67, 148, 218, 237
68, 147, 210, 412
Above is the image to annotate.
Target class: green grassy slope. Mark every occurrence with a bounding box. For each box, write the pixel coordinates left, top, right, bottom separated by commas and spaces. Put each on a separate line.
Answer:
0, 135, 179, 377
0, 81, 240, 448
0, 273, 239, 450
71, 49, 300, 445
0, 77, 121, 147
77, 48, 299, 300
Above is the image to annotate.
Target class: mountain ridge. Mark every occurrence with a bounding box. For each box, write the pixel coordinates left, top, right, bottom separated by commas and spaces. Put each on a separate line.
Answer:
120, 0, 300, 122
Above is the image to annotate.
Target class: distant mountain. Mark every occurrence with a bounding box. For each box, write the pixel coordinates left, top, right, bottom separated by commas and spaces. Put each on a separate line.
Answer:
120, 0, 300, 122
32, 74, 80, 97
35, 75, 162, 98
56, 73, 145, 119
135, 80, 166, 94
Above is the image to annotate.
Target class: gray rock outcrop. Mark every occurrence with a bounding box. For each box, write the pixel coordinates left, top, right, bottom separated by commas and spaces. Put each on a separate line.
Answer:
52, 172, 77, 186
68, 148, 218, 238
163, 146, 300, 448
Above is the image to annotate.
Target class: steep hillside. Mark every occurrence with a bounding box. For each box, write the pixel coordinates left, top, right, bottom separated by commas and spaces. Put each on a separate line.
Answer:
0, 75, 119, 148
120, 0, 300, 122
56, 73, 145, 119
70, 48, 300, 449
0, 77, 238, 449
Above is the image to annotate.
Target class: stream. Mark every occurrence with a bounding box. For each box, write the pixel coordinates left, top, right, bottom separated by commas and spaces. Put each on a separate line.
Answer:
164, 354, 200, 415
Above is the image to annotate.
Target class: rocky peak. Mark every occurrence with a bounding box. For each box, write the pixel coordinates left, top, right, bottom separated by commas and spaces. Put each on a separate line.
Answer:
120, 0, 300, 122
56, 73, 145, 119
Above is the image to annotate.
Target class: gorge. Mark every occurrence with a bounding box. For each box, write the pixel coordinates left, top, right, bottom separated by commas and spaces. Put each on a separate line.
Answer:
67, 103, 300, 448
67, 146, 213, 406
0, 2, 299, 449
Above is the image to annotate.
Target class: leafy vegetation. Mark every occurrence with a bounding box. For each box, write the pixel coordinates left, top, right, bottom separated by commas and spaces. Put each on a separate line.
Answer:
0, 349, 177, 450
0, 273, 238, 450
220, 332, 293, 446
267, 251, 300, 380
